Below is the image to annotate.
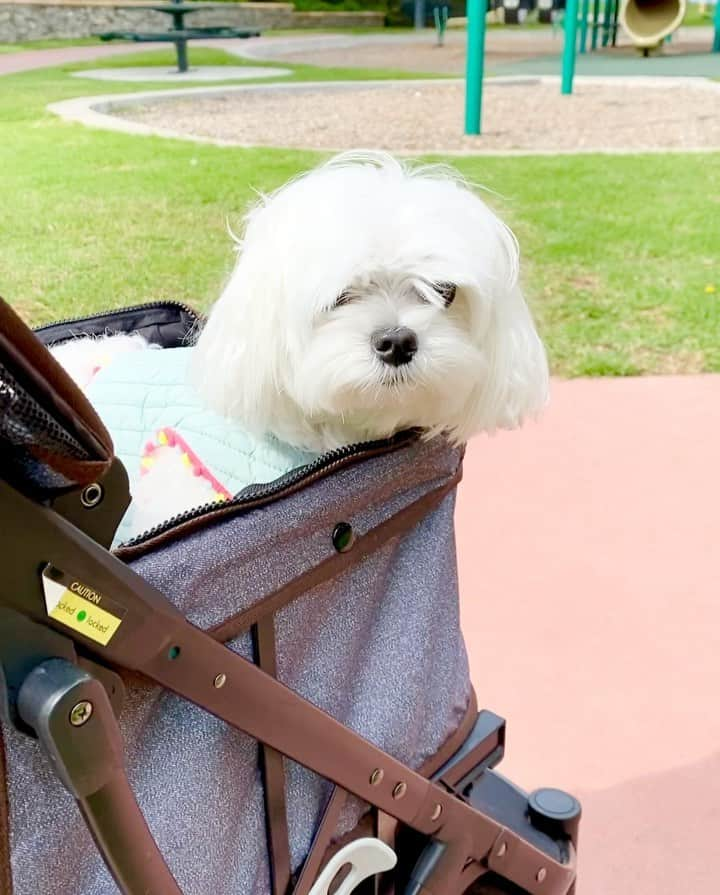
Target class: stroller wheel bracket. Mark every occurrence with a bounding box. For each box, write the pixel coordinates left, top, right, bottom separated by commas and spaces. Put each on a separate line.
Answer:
17, 657, 122, 798
0, 608, 77, 735
15, 656, 183, 895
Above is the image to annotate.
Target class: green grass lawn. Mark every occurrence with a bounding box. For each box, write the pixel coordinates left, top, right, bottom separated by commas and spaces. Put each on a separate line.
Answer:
1, 49, 719, 376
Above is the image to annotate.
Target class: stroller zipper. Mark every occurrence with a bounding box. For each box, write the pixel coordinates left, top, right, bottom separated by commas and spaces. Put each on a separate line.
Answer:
35, 300, 201, 339
118, 430, 418, 551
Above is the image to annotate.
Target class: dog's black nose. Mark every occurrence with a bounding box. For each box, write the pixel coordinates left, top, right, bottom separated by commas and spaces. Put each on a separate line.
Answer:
372, 327, 418, 367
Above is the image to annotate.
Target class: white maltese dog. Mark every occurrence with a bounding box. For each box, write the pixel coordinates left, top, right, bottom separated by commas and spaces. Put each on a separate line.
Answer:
53, 152, 548, 534
194, 151, 547, 450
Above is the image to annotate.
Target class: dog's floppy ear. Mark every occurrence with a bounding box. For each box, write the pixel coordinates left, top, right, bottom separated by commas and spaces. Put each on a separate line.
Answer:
447, 228, 549, 443
193, 211, 288, 433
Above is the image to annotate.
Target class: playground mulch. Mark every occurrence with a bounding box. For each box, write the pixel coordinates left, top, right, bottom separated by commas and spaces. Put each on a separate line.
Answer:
115, 78, 720, 153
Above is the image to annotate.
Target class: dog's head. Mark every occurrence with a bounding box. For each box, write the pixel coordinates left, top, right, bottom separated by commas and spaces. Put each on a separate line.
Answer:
195, 152, 549, 450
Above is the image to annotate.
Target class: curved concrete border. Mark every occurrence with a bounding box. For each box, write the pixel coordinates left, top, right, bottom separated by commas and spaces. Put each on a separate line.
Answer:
48, 75, 720, 157
71, 65, 292, 83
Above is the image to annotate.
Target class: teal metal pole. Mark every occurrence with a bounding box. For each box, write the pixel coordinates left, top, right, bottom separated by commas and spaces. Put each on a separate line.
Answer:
434, 4, 449, 45
591, 0, 600, 49
713, 0, 720, 53
611, 0, 619, 44
601, 0, 612, 46
579, 0, 590, 52
465, 0, 488, 135
561, 0, 579, 94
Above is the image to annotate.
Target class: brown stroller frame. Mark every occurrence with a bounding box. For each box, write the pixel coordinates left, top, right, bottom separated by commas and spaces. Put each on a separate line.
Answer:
0, 297, 579, 895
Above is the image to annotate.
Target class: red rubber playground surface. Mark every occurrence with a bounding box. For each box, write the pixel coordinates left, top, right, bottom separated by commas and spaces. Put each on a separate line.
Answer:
457, 375, 720, 894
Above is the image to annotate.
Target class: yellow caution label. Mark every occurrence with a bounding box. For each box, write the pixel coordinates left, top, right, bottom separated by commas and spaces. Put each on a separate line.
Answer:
42, 567, 124, 646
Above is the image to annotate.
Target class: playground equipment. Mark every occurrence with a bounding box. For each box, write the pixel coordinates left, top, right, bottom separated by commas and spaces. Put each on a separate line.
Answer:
577, 0, 620, 52
465, 0, 488, 133
500, 0, 538, 24
433, 3, 450, 44
538, 0, 566, 24
410, 0, 468, 28
560, 0, 619, 92
560, 0, 620, 91
464, 0, 720, 133
619, 0, 686, 51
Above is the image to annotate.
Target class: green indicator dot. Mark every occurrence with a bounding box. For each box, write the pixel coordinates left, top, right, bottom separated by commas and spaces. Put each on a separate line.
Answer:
77, 610, 87, 622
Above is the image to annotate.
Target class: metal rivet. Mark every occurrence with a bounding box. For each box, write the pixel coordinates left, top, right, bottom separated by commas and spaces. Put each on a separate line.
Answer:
69, 701, 93, 727
214, 673, 227, 689
332, 522, 355, 553
80, 483, 103, 508
392, 782, 407, 800
370, 768, 384, 786
496, 842, 507, 858
536, 868, 547, 883
430, 804, 442, 821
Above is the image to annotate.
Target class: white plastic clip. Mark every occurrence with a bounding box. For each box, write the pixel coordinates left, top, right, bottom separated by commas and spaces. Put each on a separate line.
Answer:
308, 837, 397, 895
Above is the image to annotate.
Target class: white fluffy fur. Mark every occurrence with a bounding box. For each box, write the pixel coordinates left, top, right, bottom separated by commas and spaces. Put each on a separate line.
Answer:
51, 333, 152, 390
193, 151, 548, 451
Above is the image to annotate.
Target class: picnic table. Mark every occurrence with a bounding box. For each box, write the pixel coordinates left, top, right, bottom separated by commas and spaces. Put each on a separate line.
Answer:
97, 0, 261, 73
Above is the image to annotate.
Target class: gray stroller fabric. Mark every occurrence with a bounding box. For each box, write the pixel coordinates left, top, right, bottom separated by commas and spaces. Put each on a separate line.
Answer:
3, 435, 471, 895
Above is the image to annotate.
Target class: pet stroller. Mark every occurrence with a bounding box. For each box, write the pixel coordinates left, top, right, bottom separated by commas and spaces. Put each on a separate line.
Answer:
0, 296, 579, 895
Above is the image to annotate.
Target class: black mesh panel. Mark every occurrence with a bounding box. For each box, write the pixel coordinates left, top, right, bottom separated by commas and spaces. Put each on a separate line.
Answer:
0, 359, 90, 494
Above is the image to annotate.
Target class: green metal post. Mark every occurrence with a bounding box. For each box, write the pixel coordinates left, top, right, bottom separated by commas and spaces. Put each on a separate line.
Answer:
175, 38, 188, 72
561, 0, 579, 94
611, 0, 619, 44
601, 0, 612, 46
591, 0, 600, 49
713, 0, 720, 53
465, 0, 488, 135
579, 0, 590, 52
434, 4, 449, 45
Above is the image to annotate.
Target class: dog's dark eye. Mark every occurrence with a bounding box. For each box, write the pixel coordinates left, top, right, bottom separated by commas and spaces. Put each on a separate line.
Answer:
335, 289, 354, 307
434, 282, 457, 307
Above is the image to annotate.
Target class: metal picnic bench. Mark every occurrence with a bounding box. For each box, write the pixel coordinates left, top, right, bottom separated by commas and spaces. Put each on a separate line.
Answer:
96, 0, 261, 73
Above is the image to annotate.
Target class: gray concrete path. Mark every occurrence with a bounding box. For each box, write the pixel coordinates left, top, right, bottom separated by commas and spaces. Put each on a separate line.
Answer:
0, 42, 167, 76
